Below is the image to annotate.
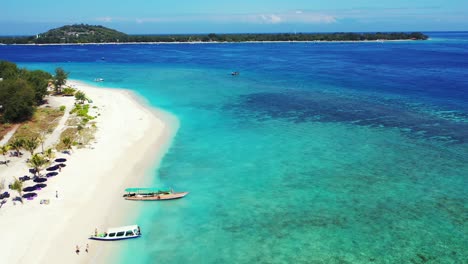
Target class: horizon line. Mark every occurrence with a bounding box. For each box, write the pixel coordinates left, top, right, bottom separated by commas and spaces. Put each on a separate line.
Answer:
0, 30, 466, 38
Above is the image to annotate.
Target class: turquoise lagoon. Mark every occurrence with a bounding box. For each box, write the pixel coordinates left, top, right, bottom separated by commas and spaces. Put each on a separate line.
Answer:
2, 32, 467, 263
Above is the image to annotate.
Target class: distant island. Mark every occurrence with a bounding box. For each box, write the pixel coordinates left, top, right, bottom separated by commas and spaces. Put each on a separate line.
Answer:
0, 24, 429, 44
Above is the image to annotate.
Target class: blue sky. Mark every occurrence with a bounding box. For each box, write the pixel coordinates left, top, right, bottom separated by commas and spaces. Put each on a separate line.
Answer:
1, 0, 467, 35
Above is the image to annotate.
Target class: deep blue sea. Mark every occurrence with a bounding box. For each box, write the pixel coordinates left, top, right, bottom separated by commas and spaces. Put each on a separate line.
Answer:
1, 32, 467, 263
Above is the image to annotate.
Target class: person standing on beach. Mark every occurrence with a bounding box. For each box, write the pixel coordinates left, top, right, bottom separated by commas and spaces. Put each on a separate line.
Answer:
56, 190, 58, 198
86, 244, 89, 253
75, 245, 80, 255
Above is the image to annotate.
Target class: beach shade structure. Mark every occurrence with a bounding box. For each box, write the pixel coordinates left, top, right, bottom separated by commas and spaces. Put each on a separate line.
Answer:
46, 172, 59, 178
33, 183, 47, 190
19, 175, 31, 182
22, 192, 37, 200
55, 158, 67, 163
59, 163, 66, 168
29, 168, 37, 174
33, 177, 47, 183
46, 165, 60, 171
23, 186, 37, 192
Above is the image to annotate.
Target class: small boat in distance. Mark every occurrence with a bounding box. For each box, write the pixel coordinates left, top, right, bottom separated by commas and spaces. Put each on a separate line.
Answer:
231, 71, 240, 76
94, 78, 104, 82
123, 187, 189, 201
89, 225, 141, 241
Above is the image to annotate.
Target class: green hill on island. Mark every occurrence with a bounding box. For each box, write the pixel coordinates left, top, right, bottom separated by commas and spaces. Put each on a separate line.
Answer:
0, 24, 428, 44
35, 24, 128, 44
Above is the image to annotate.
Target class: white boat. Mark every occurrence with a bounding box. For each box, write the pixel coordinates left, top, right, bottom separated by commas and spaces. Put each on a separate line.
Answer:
94, 78, 104, 82
89, 225, 141, 241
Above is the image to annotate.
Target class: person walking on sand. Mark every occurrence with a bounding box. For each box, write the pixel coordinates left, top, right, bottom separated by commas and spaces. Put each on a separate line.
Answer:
56, 190, 58, 198
86, 243, 89, 253
75, 245, 80, 255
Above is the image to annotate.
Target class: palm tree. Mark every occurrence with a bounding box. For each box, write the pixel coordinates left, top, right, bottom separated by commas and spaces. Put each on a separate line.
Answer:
62, 137, 73, 152
37, 132, 46, 154
0, 145, 10, 163
44, 148, 55, 161
28, 153, 48, 176
53, 67, 68, 94
10, 177, 23, 203
75, 91, 87, 104
10, 138, 24, 157
24, 137, 39, 156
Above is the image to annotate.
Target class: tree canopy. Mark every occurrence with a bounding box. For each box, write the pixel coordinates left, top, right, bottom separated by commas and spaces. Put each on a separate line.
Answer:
0, 79, 35, 122
53, 67, 68, 93
0, 60, 63, 123
0, 24, 429, 44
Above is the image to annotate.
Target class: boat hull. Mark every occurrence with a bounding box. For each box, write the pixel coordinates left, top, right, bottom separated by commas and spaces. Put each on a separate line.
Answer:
89, 234, 141, 241
125, 192, 189, 201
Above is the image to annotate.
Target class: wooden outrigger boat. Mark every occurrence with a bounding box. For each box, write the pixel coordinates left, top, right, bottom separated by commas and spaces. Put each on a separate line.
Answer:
123, 187, 189, 201
89, 225, 141, 241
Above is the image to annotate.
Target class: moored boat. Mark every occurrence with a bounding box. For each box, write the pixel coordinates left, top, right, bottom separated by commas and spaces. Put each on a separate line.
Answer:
123, 187, 189, 201
89, 225, 141, 241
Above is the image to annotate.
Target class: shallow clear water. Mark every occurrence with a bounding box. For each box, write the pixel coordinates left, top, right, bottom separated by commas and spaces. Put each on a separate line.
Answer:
1, 32, 467, 263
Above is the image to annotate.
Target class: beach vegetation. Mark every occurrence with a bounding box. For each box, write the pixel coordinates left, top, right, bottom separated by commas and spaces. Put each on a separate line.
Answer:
0, 61, 51, 105
22, 70, 53, 104
28, 153, 48, 176
0, 145, 10, 162
0, 61, 20, 79
9, 138, 24, 156
0, 79, 35, 122
59, 105, 66, 111
36, 131, 46, 153
53, 68, 68, 94
8, 108, 63, 142
61, 101, 97, 149
75, 91, 87, 104
10, 177, 23, 202
62, 87, 76, 96
70, 103, 94, 120
77, 126, 96, 147
44, 148, 55, 161
61, 136, 73, 151
0, 61, 61, 126
23, 137, 39, 156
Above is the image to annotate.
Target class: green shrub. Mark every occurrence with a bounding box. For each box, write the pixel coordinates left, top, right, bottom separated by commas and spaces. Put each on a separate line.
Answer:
62, 87, 76, 96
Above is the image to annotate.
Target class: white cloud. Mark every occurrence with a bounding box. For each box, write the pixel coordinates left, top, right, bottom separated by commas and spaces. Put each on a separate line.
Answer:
96, 17, 113, 23
242, 12, 336, 24
259, 14, 282, 24
94, 11, 337, 25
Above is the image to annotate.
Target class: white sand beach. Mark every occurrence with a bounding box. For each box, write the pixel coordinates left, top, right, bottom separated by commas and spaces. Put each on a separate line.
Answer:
0, 81, 178, 263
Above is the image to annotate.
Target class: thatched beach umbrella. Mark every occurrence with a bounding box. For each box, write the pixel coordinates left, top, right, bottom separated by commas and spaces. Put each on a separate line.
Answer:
33, 183, 47, 190
22, 192, 37, 199
46, 172, 59, 178
55, 158, 67, 163
46, 165, 59, 171
33, 177, 47, 183
23, 186, 37, 192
